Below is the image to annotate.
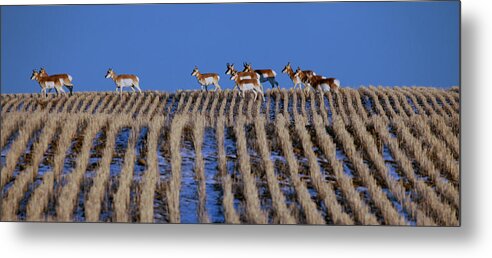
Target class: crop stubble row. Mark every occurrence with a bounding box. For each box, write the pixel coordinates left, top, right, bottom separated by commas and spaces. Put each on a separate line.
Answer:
0, 87, 459, 225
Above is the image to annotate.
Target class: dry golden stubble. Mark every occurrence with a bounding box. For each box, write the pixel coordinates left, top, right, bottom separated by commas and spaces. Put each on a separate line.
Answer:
85, 118, 125, 222
114, 122, 141, 223
417, 89, 448, 117
254, 115, 296, 224
0, 112, 27, 149
208, 92, 219, 125
26, 171, 54, 221
1, 117, 58, 221
282, 89, 290, 122
84, 94, 103, 114
182, 92, 195, 114
108, 93, 130, 115
200, 91, 211, 115
428, 115, 459, 159
371, 116, 458, 226
135, 92, 154, 116
265, 90, 272, 122
166, 114, 188, 223
143, 93, 161, 118
215, 115, 240, 224
311, 113, 379, 225
217, 90, 229, 118
56, 115, 107, 221
274, 89, 281, 120
404, 87, 438, 117
382, 87, 411, 118
228, 91, 237, 126
441, 90, 460, 113
137, 116, 164, 223
294, 112, 354, 225
395, 87, 427, 116
0, 112, 45, 190
427, 89, 457, 117
348, 112, 435, 225
27, 115, 80, 221
246, 93, 254, 123
100, 93, 119, 113
236, 91, 245, 120
192, 114, 210, 223
233, 115, 268, 224
174, 92, 185, 114
373, 86, 399, 119
275, 114, 325, 224
66, 93, 85, 112
149, 93, 167, 118
359, 86, 389, 122
326, 91, 338, 119
190, 92, 203, 115
332, 115, 405, 225
406, 115, 459, 182
391, 117, 459, 209
391, 88, 417, 116
317, 91, 330, 126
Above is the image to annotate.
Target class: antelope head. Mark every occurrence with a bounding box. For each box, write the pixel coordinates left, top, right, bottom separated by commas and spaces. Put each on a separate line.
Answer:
229, 70, 238, 81
230, 71, 239, 81
191, 66, 200, 77
105, 68, 115, 79
243, 63, 253, 72
282, 62, 292, 74
30, 69, 39, 81
39, 67, 48, 77
225, 63, 235, 75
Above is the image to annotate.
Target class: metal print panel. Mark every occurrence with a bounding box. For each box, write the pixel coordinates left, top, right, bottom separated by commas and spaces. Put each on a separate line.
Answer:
0, 1, 460, 225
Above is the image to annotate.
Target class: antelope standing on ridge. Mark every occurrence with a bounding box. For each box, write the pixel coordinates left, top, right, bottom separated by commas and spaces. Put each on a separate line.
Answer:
191, 66, 222, 91
295, 68, 340, 92
230, 70, 264, 102
243, 63, 279, 89
38, 67, 75, 96
30, 69, 69, 97
225, 63, 261, 91
292, 66, 318, 90
281, 62, 317, 90
105, 68, 142, 94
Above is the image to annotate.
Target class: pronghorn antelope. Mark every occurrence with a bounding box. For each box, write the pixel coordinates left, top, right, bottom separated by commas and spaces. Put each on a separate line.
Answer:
242, 63, 279, 89
294, 68, 340, 92
294, 66, 318, 90
105, 68, 142, 94
30, 69, 67, 97
38, 67, 74, 96
191, 66, 222, 91
225, 63, 261, 90
281, 62, 317, 90
230, 70, 264, 102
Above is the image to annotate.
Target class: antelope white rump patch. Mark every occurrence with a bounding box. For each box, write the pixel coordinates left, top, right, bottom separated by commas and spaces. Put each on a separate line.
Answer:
119, 78, 135, 87
320, 84, 331, 92
204, 77, 215, 85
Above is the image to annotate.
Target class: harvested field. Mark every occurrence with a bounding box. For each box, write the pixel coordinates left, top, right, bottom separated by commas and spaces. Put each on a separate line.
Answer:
0, 86, 460, 225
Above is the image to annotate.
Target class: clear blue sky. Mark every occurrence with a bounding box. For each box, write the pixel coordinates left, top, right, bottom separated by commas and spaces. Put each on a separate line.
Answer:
1, 2, 459, 94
